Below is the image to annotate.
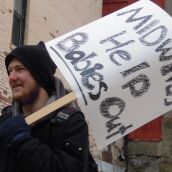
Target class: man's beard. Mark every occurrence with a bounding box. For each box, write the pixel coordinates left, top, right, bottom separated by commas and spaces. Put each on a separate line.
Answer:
15, 85, 40, 106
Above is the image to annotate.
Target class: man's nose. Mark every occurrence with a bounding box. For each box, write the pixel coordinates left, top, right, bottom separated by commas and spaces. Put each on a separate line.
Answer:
9, 71, 18, 81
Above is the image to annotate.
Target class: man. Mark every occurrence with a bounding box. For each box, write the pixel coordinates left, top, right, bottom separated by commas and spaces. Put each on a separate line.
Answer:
0, 42, 98, 172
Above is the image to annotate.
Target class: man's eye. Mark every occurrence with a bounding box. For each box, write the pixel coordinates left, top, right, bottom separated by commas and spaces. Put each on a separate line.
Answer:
18, 67, 25, 71
8, 69, 12, 74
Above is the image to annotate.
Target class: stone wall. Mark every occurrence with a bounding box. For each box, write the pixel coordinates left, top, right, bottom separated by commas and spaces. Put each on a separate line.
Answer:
127, 111, 172, 172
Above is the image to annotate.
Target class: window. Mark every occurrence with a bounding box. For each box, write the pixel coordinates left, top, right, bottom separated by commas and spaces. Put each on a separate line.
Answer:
12, 0, 27, 46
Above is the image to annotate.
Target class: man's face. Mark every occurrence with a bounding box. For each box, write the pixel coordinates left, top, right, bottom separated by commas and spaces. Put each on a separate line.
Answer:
8, 58, 40, 104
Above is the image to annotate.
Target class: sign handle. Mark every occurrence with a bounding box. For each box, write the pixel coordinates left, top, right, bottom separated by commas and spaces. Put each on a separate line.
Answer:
25, 92, 77, 125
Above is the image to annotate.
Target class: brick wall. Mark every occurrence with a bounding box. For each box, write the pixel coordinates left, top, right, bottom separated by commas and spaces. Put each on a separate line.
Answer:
0, 0, 14, 112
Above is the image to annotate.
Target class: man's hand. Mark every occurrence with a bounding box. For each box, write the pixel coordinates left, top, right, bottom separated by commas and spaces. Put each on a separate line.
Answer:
0, 116, 31, 145
0, 113, 11, 125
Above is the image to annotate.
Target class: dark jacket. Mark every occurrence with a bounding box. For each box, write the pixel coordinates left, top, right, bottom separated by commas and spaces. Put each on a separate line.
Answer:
0, 105, 93, 172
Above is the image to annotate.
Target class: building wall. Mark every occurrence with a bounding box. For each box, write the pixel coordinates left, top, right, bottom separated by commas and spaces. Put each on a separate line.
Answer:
0, 0, 14, 111
165, 0, 172, 16
25, 0, 102, 44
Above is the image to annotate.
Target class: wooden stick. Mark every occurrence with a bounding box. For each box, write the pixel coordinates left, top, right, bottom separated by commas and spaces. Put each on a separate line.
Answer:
25, 92, 77, 125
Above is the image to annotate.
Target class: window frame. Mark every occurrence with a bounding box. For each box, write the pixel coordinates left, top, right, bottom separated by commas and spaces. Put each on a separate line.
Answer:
12, 0, 27, 46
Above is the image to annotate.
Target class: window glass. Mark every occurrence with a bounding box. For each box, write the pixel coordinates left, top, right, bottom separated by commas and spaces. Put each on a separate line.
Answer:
12, 0, 27, 46
14, 0, 23, 15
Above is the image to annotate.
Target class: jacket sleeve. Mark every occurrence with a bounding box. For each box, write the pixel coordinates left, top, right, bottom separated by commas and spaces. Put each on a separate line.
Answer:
13, 111, 90, 172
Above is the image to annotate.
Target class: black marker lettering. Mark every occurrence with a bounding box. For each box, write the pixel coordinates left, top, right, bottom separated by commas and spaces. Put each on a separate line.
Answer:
110, 50, 131, 66
164, 98, 172, 106
81, 72, 104, 90
156, 39, 172, 62
57, 32, 88, 53
161, 63, 172, 76
106, 124, 133, 139
117, 7, 152, 30
80, 63, 103, 77
122, 74, 150, 97
100, 97, 125, 118
65, 50, 85, 65
165, 85, 172, 96
137, 19, 160, 34
100, 30, 135, 52
139, 26, 167, 46
89, 81, 108, 100
75, 52, 97, 71
120, 62, 150, 77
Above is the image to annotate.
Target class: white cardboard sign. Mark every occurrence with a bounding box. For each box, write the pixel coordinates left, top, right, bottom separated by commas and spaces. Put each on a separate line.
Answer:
46, 0, 172, 149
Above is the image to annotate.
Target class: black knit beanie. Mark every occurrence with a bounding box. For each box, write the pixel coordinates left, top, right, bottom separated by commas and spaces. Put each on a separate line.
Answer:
5, 41, 57, 96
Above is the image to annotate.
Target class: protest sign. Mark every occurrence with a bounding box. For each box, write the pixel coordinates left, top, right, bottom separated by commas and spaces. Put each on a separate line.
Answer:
45, 0, 172, 149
